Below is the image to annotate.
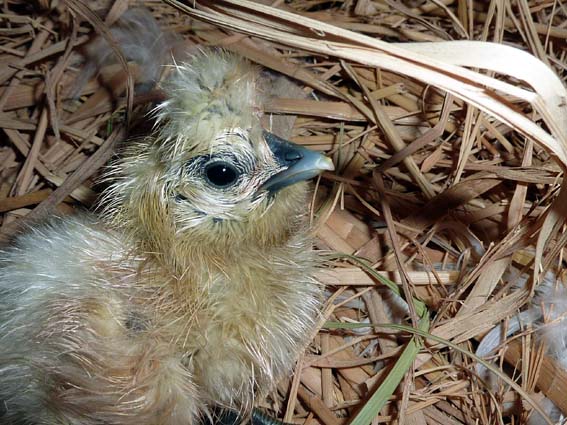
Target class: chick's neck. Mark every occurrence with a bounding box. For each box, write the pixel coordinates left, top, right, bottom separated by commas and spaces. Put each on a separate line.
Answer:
139, 186, 310, 279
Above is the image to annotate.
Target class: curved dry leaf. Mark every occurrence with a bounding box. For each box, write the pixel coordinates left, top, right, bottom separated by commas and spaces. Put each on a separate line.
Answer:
397, 41, 567, 146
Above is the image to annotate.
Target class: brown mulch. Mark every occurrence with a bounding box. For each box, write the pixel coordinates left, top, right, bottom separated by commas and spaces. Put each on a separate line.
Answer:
1, 0, 567, 424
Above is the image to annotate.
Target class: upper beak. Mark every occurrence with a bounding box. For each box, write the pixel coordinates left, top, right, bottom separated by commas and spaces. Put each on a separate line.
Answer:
261, 131, 335, 193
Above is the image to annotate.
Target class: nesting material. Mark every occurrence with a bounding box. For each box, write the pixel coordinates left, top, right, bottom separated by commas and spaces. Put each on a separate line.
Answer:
0, 1, 566, 424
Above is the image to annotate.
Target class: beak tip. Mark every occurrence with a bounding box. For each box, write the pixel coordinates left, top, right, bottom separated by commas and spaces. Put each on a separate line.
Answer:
318, 156, 335, 172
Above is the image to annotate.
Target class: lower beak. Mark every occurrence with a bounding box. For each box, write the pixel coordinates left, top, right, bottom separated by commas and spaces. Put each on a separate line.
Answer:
261, 131, 335, 193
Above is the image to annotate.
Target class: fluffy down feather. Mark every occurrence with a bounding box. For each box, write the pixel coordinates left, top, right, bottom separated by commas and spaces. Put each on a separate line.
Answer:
69, 8, 181, 98
476, 271, 567, 424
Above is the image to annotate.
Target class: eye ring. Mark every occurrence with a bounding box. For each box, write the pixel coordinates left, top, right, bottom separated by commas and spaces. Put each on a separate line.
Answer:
204, 161, 240, 188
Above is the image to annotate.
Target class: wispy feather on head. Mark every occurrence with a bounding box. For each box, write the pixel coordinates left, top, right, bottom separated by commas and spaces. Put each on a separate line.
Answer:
152, 50, 262, 161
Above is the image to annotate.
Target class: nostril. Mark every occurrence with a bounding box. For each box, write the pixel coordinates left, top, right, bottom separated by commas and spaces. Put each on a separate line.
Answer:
285, 151, 302, 162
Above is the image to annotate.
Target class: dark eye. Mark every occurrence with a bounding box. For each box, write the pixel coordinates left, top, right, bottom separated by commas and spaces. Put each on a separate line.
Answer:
204, 162, 240, 188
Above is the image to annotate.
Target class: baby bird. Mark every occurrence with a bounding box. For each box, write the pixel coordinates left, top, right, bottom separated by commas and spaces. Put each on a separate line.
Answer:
0, 50, 334, 425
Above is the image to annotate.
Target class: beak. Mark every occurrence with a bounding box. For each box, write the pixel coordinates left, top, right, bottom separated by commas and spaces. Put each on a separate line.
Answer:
261, 131, 335, 193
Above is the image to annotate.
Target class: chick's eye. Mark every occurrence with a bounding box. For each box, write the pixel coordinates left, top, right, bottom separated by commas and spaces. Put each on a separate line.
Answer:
204, 162, 239, 188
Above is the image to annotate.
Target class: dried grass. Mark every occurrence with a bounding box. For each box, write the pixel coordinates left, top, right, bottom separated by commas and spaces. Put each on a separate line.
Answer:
1, 0, 566, 424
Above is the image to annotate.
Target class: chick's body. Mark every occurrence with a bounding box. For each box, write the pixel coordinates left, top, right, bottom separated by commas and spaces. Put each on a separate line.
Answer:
0, 51, 331, 425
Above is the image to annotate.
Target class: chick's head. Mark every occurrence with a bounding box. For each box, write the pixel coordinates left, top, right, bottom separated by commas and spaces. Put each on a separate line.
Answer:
101, 50, 333, 261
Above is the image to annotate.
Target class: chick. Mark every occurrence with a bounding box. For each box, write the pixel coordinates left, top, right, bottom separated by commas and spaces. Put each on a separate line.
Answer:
0, 50, 334, 425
